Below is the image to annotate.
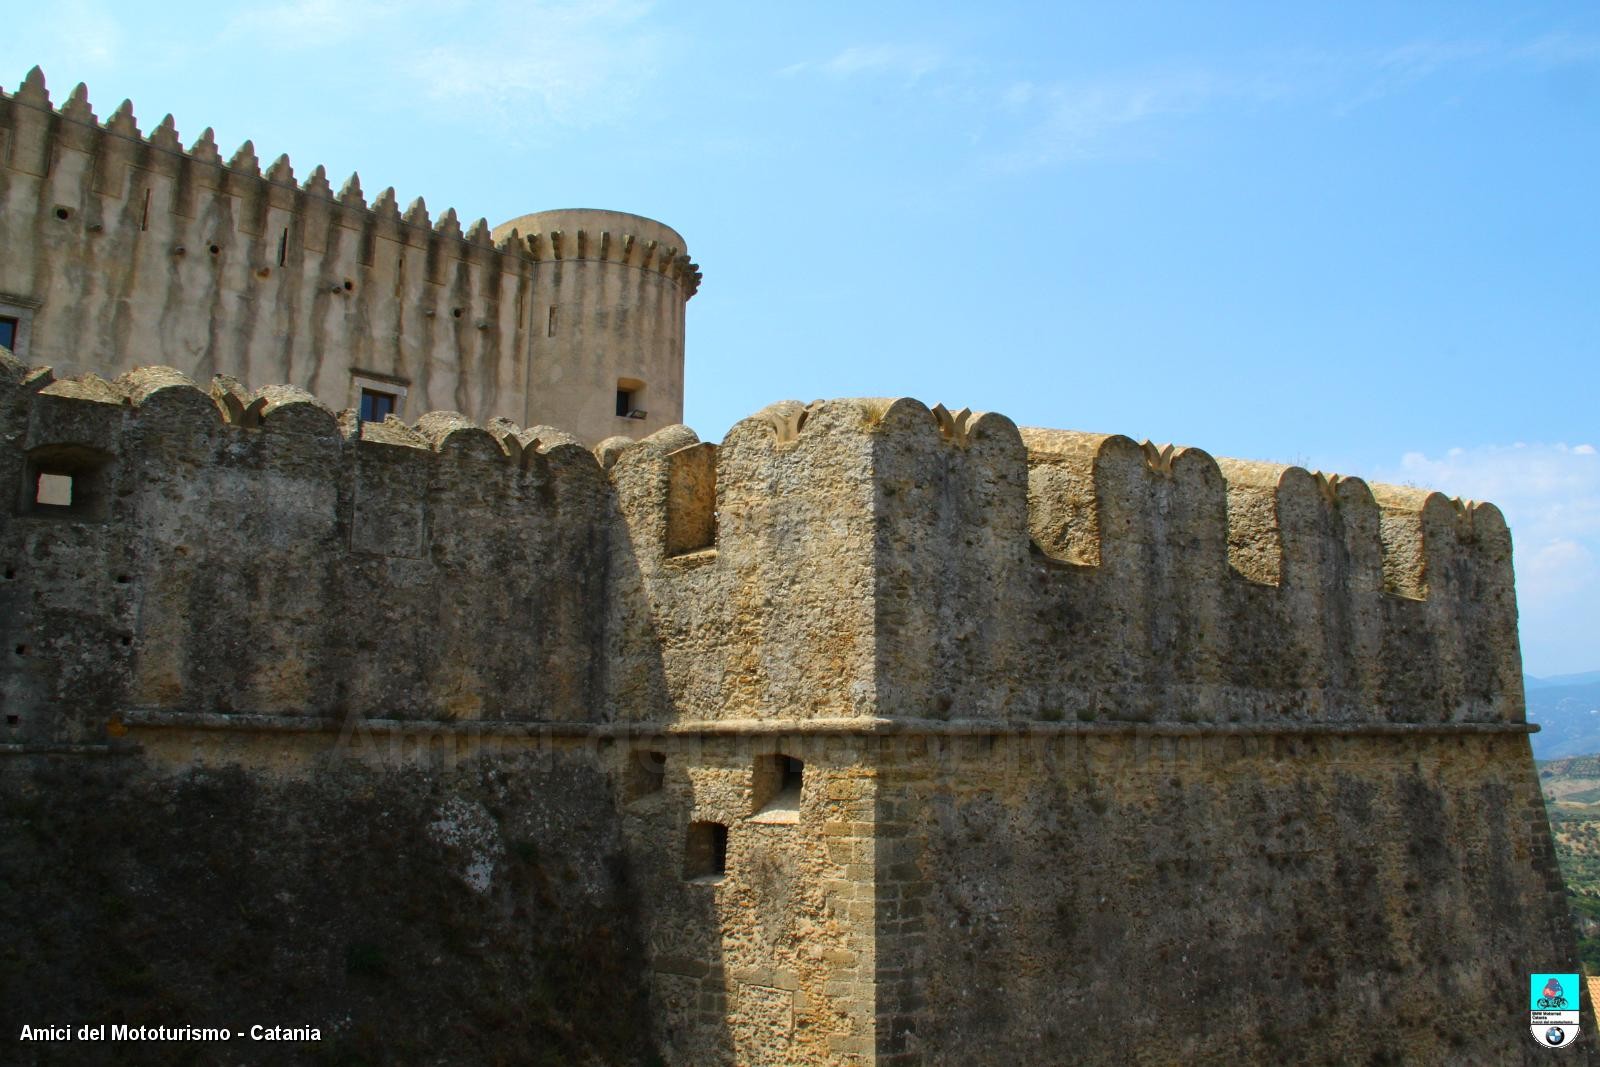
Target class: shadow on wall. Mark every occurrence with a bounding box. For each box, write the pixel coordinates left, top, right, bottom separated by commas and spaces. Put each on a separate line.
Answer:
0, 752, 664, 1065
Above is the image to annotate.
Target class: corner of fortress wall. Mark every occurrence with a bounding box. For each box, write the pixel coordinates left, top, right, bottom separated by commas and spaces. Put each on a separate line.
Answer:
0, 352, 1524, 743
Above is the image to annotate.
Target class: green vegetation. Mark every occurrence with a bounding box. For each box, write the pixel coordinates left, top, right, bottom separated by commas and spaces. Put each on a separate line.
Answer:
1538, 756, 1600, 970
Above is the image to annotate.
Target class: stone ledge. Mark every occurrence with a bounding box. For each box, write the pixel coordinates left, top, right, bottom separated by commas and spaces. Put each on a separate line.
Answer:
0, 742, 143, 756
114, 708, 1537, 739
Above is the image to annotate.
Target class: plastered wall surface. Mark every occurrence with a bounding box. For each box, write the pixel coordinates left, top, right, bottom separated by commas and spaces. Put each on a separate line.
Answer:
0, 70, 698, 446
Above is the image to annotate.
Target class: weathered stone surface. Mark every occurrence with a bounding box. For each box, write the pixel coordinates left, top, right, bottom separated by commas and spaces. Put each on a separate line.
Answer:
880, 731, 1576, 1064
0, 741, 657, 1065
0, 353, 1584, 1064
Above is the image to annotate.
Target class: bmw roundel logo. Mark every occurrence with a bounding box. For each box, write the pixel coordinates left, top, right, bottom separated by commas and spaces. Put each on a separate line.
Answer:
1547, 1026, 1567, 1046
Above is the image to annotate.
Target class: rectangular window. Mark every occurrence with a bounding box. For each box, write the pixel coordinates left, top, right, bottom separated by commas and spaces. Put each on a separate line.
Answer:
616, 377, 646, 419
0, 316, 17, 351
359, 389, 397, 423
684, 821, 728, 880
752, 754, 804, 816
623, 749, 667, 802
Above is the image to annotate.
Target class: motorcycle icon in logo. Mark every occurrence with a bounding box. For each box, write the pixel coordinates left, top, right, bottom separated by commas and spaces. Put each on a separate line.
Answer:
1531, 973, 1581, 1049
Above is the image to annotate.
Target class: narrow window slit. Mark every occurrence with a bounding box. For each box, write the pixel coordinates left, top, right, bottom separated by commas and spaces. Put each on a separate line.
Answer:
685, 821, 728, 880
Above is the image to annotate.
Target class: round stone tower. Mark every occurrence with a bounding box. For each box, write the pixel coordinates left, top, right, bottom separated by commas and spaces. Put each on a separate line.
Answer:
491, 209, 699, 445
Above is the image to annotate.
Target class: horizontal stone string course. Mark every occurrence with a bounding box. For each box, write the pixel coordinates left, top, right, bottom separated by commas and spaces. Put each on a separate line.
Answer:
108, 709, 1538, 739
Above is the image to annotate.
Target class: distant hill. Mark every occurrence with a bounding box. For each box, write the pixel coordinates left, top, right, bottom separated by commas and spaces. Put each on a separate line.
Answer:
1526, 676, 1600, 761
1530, 671, 1600, 690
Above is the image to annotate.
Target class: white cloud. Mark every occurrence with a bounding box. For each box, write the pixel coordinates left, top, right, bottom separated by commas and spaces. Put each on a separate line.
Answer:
774, 29, 1600, 175
1376, 442, 1600, 676
222, 0, 430, 46
782, 43, 944, 83
221, 0, 663, 129
1387, 442, 1600, 541
414, 1, 663, 124
986, 32, 1600, 172
987, 71, 1227, 170
1514, 32, 1600, 68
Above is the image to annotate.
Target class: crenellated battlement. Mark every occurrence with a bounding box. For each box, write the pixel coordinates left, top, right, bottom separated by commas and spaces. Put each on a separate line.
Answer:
507, 228, 701, 294
0, 351, 1525, 744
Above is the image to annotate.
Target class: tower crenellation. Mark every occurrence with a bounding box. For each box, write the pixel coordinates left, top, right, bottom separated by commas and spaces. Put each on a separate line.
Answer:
0, 69, 699, 444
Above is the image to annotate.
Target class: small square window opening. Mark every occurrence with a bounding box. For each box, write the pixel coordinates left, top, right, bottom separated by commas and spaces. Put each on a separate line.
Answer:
623, 749, 667, 802
24, 445, 111, 519
752, 754, 804, 819
35, 473, 72, 507
685, 821, 728, 880
616, 378, 646, 419
359, 389, 397, 423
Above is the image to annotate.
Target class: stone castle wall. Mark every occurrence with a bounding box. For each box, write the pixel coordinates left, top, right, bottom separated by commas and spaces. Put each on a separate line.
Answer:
0, 69, 698, 445
0, 348, 1587, 1064
1, 362, 1522, 738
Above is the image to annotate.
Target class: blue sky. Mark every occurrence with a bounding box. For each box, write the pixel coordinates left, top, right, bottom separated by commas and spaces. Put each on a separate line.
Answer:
10, 1, 1599, 675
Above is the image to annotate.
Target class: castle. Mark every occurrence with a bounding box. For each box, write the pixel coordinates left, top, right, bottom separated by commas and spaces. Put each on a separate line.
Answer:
0, 70, 1591, 1065
0, 67, 698, 447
